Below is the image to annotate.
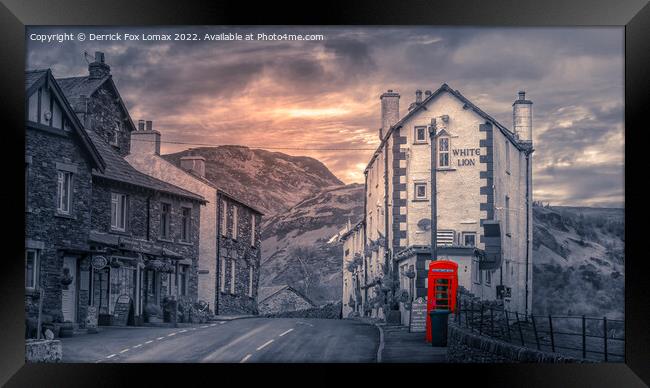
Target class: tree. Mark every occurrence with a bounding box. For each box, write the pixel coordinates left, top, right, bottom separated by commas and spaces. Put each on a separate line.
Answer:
289, 246, 321, 297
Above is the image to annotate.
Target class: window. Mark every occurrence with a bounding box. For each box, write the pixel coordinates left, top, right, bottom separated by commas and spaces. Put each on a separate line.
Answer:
463, 232, 476, 247
220, 257, 226, 292
221, 200, 228, 236
181, 207, 191, 242
505, 141, 511, 174
230, 260, 236, 294
505, 196, 511, 236
485, 270, 492, 286
232, 205, 238, 240
251, 214, 256, 247
415, 126, 427, 143
110, 193, 127, 231
110, 120, 121, 146
25, 249, 39, 289
414, 182, 427, 200
160, 203, 171, 239
438, 137, 450, 168
248, 265, 254, 297
56, 171, 72, 214
472, 258, 481, 284
178, 266, 188, 296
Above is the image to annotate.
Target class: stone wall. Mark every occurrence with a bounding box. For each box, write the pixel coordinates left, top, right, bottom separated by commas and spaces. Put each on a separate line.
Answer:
84, 82, 133, 157
264, 302, 342, 319
447, 322, 583, 363
217, 193, 262, 315
25, 339, 63, 363
258, 289, 314, 315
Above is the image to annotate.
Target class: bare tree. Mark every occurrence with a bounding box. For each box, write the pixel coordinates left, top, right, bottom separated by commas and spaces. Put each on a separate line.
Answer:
290, 246, 320, 296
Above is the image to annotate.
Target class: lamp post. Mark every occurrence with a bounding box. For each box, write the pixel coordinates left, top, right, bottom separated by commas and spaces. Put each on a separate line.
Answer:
428, 118, 438, 262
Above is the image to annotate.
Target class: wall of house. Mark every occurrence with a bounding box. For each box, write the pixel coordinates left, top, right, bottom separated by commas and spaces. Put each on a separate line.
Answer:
258, 289, 314, 315
125, 152, 218, 310
25, 126, 95, 321
83, 83, 133, 157
341, 225, 364, 317
217, 193, 261, 315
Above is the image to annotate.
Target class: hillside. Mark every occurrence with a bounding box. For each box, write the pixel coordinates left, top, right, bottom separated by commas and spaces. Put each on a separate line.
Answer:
260, 183, 365, 304
163, 146, 343, 215
532, 205, 624, 319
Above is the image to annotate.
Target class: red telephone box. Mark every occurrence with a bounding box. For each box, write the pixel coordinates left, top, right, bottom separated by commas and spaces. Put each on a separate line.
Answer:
425, 260, 458, 343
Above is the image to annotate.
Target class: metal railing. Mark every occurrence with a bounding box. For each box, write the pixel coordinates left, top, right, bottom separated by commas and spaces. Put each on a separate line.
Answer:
453, 296, 625, 362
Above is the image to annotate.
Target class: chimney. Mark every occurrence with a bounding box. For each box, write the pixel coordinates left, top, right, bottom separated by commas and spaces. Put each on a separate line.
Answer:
180, 155, 206, 178
88, 51, 111, 79
425, 90, 432, 97
129, 119, 160, 156
380, 90, 400, 140
512, 91, 533, 143
415, 89, 423, 104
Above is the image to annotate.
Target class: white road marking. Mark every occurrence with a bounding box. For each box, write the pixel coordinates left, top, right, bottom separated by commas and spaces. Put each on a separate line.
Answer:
296, 321, 314, 327
210, 323, 217, 327
156, 337, 165, 340
240, 354, 252, 363
119, 349, 129, 354
219, 321, 226, 324
106, 354, 116, 359
200, 325, 209, 329
167, 332, 177, 337
133, 344, 142, 349
256, 339, 274, 351
145, 340, 153, 344
179, 329, 187, 333
279, 328, 294, 337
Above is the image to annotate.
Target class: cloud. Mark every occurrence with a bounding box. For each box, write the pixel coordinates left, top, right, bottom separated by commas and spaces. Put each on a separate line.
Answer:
26, 26, 624, 207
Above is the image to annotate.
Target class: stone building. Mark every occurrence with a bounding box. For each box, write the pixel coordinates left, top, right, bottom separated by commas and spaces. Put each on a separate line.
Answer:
25, 69, 106, 327
126, 126, 264, 315
342, 84, 534, 323
258, 285, 315, 315
53, 53, 206, 326
340, 221, 365, 318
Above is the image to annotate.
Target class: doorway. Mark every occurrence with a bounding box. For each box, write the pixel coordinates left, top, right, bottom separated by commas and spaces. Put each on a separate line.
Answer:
61, 256, 78, 323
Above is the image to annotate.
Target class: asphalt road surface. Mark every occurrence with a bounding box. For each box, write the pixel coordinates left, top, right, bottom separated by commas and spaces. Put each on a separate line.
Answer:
62, 318, 379, 363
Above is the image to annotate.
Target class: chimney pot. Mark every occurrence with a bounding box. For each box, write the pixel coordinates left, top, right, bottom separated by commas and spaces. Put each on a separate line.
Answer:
415, 89, 423, 103
425, 90, 432, 97
138, 120, 145, 131
145, 120, 153, 131
88, 51, 110, 79
518, 91, 526, 100
380, 90, 400, 140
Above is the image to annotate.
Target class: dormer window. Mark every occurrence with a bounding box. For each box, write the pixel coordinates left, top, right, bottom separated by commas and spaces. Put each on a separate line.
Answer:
438, 136, 450, 168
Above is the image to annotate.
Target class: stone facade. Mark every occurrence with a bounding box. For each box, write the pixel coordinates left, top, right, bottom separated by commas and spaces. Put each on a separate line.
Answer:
127, 131, 263, 315
25, 339, 63, 363
342, 84, 534, 319
217, 193, 262, 315
258, 286, 315, 315
24, 70, 104, 328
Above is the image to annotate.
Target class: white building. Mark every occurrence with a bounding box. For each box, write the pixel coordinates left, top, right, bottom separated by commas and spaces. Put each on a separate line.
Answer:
341, 84, 534, 322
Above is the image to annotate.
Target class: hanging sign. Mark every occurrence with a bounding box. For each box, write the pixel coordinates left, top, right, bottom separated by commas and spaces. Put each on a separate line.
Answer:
92, 256, 108, 270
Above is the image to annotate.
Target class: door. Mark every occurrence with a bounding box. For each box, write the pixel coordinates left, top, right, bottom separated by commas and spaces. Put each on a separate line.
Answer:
61, 256, 78, 322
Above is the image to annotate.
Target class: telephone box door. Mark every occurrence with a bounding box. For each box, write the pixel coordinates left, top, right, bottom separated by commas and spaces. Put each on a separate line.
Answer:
425, 260, 458, 343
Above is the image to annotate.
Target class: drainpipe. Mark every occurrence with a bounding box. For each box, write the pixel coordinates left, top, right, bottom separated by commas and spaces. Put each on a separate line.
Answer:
428, 119, 438, 262
363, 172, 368, 311
215, 193, 221, 315
524, 149, 532, 316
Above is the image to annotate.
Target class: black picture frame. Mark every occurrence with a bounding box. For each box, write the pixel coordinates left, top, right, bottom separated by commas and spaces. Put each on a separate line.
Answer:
0, 0, 647, 386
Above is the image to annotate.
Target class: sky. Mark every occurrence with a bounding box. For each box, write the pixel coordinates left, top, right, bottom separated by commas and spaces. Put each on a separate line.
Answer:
26, 26, 624, 208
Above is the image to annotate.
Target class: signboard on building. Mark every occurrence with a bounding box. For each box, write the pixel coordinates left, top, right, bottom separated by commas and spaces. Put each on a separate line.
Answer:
86, 306, 98, 333
409, 297, 427, 333
91, 256, 107, 270
113, 294, 132, 326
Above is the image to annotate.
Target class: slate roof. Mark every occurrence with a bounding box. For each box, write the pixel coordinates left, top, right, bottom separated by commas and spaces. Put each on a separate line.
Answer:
87, 130, 205, 202
56, 75, 109, 99
25, 69, 48, 90
258, 285, 315, 306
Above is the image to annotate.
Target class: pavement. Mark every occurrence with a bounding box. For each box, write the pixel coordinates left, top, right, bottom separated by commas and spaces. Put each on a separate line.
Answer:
60, 318, 379, 363
378, 324, 448, 363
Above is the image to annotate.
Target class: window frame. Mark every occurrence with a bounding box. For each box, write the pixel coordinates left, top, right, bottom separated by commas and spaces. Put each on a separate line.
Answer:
414, 125, 428, 144
232, 205, 238, 240
462, 232, 477, 247
56, 170, 73, 215
251, 214, 256, 247
25, 249, 40, 290
221, 200, 228, 237
437, 136, 451, 168
248, 265, 254, 297
472, 258, 482, 284
160, 202, 172, 240
485, 269, 492, 286
220, 257, 226, 292
505, 195, 511, 236
110, 192, 128, 232
230, 259, 236, 294
505, 140, 511, 175
414, 182, 427, 200
180, 207, 191, 242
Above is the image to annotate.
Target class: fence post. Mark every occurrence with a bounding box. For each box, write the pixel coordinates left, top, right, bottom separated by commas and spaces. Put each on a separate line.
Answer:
479, 304, 484, 335
548, 315, 555, 352
531, 315, 540, 350
505, 310, 512, 342
582, 315, 587, 359
603, 317, 608, 362
515, 311, 525, 346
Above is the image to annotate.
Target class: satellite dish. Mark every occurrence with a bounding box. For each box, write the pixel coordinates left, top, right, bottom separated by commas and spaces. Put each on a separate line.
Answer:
417, 218, 431, 231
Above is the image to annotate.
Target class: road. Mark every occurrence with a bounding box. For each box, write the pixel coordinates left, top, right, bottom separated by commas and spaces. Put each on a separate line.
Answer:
61, 318, 379, 363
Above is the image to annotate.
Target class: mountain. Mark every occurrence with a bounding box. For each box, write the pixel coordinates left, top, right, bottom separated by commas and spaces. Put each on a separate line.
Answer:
163, 146, 343, 215
260, 183, 365, 304
532, 205, 624, 319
